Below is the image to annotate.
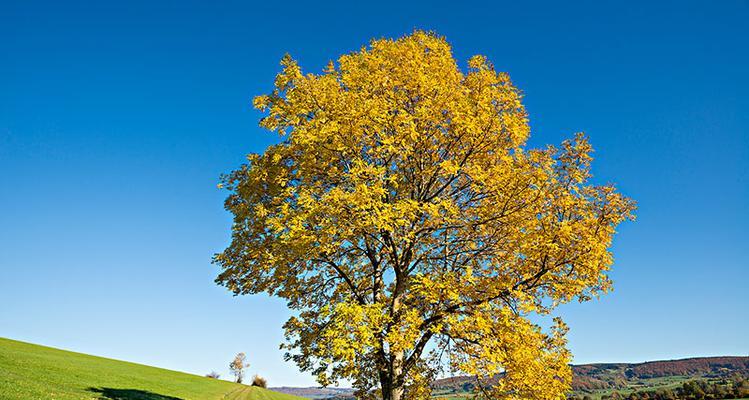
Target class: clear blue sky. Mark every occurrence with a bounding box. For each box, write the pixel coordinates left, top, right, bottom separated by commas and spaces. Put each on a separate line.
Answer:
1, 0, 747, 387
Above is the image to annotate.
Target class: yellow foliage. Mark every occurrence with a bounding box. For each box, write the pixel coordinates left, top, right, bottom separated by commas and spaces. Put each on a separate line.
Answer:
214, 31, 635, 400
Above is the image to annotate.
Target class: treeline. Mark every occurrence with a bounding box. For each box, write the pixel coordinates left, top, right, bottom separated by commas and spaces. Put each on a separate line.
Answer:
570, 376, 749, 400
630, 358, 749, 380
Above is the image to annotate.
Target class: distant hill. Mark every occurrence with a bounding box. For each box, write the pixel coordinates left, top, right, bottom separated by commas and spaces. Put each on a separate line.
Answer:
0, 337, 304, 400
271, 356, 749, 399
270, 386, 356, 399
432, 356, 749, 398
571, 356, 749, 391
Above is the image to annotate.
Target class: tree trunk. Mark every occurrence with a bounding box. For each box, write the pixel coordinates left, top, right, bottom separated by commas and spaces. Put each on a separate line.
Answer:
381, 269, 407, 400
381, 350, 405, 400
389, 386, 404, 400
381, 377, 405, 400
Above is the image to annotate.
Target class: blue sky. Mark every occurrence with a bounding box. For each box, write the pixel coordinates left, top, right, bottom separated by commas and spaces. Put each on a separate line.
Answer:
1, 0, 747, 387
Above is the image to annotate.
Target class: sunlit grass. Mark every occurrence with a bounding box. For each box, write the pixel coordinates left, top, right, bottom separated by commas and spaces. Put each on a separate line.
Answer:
0, 337, 303, 400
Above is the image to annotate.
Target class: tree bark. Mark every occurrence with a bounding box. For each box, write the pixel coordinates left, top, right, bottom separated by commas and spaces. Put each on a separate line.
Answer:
389, 386, 404, 400
381, 350, 405, 400
381, 375, 405, 400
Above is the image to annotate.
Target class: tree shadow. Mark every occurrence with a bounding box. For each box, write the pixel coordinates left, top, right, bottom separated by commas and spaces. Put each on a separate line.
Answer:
87, 387, 184, 400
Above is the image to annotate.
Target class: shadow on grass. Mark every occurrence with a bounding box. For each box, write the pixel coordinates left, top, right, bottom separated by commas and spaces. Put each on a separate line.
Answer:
87, 387, 184, 400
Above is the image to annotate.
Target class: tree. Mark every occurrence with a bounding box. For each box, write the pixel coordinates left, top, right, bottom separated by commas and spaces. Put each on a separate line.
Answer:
229, 353, 249, 384
214, 31, 635, 400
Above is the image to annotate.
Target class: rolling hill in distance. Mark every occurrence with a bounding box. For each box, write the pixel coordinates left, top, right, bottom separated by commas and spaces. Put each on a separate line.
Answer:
272, 356, 749, 399
430, 356, 749, 398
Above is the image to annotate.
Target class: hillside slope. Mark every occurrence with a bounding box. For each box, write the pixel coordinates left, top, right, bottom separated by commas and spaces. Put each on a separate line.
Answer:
0, 337, 304, 400
572, 356, 749, 391
432, 356, 749, 399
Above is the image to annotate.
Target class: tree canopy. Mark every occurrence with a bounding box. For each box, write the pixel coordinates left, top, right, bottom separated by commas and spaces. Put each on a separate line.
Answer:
214, 31, 635, 400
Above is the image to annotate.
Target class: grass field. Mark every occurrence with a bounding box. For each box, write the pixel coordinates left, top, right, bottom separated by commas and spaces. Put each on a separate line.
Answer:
0, 337, 304, 400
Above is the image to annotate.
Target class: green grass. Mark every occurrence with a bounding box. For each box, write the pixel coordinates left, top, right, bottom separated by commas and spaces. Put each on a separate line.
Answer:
0, 337, 305, 400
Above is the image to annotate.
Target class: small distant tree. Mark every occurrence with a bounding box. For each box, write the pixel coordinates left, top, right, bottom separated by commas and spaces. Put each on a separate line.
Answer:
251, 374, 268, 388
229, 352, 249, 384
205, 371, 220, 379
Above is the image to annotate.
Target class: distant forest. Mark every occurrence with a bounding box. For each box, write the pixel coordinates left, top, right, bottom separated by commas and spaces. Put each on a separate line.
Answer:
574, 376, 749, 400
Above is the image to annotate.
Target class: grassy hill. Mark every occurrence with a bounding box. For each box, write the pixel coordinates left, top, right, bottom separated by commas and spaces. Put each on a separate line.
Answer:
0, 337, 305, 400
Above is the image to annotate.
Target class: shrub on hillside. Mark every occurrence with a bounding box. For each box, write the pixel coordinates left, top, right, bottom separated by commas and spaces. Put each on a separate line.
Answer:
251, 374, 267, 388
205, 371, 220, 379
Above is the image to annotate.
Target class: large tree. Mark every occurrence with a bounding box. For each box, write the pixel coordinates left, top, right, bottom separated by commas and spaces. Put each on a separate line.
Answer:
214, 31, 635, 400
